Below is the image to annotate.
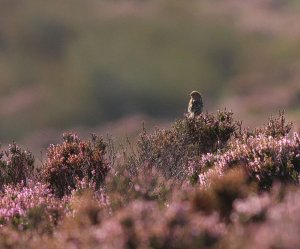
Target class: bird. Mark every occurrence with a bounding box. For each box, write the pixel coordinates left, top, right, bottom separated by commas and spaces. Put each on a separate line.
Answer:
188, 91, 203, 118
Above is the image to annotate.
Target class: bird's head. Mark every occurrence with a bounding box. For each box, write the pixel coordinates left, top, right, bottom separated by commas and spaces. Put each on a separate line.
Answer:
190, 91, 202, 100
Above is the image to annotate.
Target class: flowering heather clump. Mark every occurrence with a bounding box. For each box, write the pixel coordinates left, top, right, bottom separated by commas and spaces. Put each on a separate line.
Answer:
195, 132, 300, 190
0, 143, 34, 190
0, 181, 68, 232
1, 111, 300, 249
191, 169, 255, 220
253, 187, 300, 249
105, 166, 175, 211
256, 111, 292, 138
39, 200, 225, 249
136, 110, 237, 179
232, 193, 271, 224
113, 201, 225, 249
223, 186, 300, 249
65, 190, 109, 228
42, 133, 110, 197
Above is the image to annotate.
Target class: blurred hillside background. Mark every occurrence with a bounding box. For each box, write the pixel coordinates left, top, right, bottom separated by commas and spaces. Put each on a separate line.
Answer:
1, 0, 300, 155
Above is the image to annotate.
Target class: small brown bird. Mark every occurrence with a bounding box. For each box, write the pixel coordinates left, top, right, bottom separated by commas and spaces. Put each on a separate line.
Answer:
188, 91, 203, 118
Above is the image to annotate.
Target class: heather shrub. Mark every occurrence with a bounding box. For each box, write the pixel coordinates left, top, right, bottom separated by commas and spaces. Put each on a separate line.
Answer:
65, 190, 108, 228
251, 187, 300, 249
255, 111, 293, 138
0, 143, 34, 190
188, 113, 300, 190
113, 201, 225, 249
44, 200, 225, 249
0, 228, 31, 249
223, 185, 300, 249
105, 165, 175, 211
135, 110, 238, 179
42, 133, 110, 197
1, 111, 300, 249
0, 181, 68, 233
191, 169, 255, 220
194, 132, 300, 190
231, 193, 271, 224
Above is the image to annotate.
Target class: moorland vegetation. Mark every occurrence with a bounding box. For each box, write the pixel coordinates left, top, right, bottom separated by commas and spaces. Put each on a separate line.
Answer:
0, 110, 299, 249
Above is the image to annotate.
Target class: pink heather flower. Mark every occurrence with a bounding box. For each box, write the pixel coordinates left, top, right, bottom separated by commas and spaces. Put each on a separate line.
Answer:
0, 181, 69, 226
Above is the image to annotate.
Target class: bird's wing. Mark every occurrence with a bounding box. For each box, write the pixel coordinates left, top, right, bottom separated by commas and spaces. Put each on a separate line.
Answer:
191, 100, 203, 113
188, 99, 193, 113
